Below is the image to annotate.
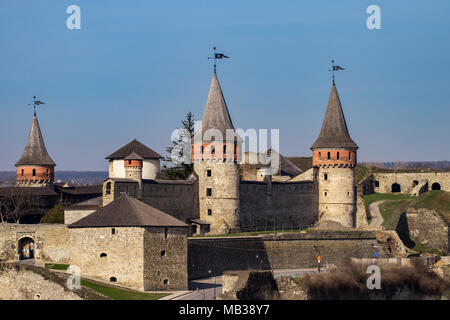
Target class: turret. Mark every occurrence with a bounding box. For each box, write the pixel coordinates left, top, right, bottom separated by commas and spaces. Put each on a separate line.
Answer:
191, 71, 241, 234
106, 139, 162, 180
311, 82, 358, 227
15, 113, 56, 186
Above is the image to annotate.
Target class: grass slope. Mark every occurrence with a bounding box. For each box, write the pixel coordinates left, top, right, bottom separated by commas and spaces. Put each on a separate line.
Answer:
81, 279, 167, 300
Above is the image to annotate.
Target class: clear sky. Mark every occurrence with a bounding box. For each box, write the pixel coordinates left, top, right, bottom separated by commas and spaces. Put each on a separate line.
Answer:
0, 1, 449, 171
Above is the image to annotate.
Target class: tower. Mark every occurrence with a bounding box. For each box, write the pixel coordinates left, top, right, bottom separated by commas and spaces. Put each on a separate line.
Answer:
191, 71, 240, 234
15, 112, 56, 186
311, 82, 358, 227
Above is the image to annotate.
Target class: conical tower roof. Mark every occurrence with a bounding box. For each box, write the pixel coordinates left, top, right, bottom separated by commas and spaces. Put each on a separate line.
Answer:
311, 84, 358, 150
106, 139, 162, 160
194, 72, 236, 142
16, 115, 56, 167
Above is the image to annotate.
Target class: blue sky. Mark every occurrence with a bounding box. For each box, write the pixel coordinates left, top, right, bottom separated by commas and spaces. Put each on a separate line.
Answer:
0, 0, 449, 170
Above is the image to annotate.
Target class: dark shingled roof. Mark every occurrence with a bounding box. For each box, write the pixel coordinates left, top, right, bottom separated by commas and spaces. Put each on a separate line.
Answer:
280, 155, 303, 177
55, 185, 103, 195
311, 84, 358, 150
194, 72, 237, 142
16, 115, 56, 167
0, 186, 58, 197
69, 194, 188, 228
106, 139, 163, 160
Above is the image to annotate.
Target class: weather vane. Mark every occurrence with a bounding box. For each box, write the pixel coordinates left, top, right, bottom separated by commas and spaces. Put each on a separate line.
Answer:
208, 47, 229, 73
328, 60, 345, 84
28, 96, 45, 116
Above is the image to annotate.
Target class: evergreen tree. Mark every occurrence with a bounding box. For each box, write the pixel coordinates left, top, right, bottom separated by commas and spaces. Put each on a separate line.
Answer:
162, 112, 195, 179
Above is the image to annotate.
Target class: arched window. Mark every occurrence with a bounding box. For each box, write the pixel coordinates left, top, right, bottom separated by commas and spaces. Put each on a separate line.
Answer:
223, 145, 227, 155
106, 182, 111, 195
21, 169, 24, 177
211, 145, 215, 155
337, 152, 340, 160
100, 253, 107, 258
160, 250, 166, 257
109, 277, 117, 282
32, 169, 36, 177
201, 146, 204, 154
327, 152, 331, 160
319, 152, 321, 160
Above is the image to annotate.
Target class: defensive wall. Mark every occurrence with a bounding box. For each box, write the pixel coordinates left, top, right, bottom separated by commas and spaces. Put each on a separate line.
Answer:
0, 224, 69, 263
188, 230, 380, 279
239, 181, 318, 230
372, 172, 450, 194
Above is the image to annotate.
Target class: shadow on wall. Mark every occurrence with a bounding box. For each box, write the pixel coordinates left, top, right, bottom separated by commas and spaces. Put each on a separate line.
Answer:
188, 238, 271, 279
395, 212, 415, 249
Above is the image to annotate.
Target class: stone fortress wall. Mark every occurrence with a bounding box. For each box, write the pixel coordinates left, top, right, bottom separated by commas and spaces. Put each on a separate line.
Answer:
239, 180, 318, 230
372, 172, 450, 194
0, 224, 69, 263
188, 230, 381, 279
103, 179, 199, 223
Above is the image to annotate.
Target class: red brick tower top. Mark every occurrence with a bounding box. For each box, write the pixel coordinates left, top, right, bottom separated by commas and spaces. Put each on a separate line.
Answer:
15, 113, 56, 186
311, 83, 358, 167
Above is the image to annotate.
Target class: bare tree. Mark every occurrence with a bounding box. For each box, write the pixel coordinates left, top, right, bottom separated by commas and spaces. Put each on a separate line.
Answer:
0, 188, 40, 223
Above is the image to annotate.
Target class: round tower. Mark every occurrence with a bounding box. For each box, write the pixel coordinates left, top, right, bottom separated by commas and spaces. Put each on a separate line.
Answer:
311, 82, 358, 227
15, 113, 56, 187
124, 152, 143, 184
192, 71, 240, 234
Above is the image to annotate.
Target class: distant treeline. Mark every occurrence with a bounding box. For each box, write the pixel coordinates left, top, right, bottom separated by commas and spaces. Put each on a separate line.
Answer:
0, 171, 108, 186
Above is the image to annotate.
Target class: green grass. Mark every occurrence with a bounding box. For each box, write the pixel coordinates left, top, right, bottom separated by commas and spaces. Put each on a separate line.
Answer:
409, 190, 450, 225
411, 239, 443, 256
355, 166, 372, 183
364, 193, 414, 208
363, 193, 414, 224
45, 263, 70, 270
80, 279, 168, 300
191, 228, 309, 238
379, 199, 413, 230
377, 191, 450, 230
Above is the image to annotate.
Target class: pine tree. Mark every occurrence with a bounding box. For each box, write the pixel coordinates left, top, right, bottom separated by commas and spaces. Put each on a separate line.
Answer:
162, 112, 195, 179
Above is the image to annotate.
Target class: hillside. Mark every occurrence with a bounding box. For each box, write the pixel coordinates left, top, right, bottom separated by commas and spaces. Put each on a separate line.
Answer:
374, 191, 450, 229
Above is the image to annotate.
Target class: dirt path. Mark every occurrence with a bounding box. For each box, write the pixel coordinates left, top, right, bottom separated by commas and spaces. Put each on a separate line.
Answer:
369, 201, 385, 227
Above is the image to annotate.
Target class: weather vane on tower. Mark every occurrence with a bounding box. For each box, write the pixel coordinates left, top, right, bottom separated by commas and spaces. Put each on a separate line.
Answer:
208, 47, 229, 73
329, 60, 345, 85
28, 96, 45, 116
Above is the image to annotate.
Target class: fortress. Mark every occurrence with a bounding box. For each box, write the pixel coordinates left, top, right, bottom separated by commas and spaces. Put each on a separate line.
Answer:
99, 71, 366, 234
1, 68, 448, 291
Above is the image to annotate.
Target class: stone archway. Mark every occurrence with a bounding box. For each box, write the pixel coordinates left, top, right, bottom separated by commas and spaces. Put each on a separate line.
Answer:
18, 237, 35, 260
431, 183, 441, 191
391, 183, 401, 193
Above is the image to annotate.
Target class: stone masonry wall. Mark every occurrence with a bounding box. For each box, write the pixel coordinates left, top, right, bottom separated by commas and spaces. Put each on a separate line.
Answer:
239, 181, 318, 230
69, 227, 145, 290
143, 227, 188, 290
404, 208, 449, 254
0, 224, 69, 263
188, 230, 378, 279
0, 263, 81, 300
373, 172, 450, 194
